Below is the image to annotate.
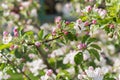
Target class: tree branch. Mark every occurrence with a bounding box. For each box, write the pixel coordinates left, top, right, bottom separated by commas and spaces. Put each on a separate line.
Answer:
27, 35, 63, 75
1, 53, 32, 80
27, 35, 62, 45
36, 46, 57, 75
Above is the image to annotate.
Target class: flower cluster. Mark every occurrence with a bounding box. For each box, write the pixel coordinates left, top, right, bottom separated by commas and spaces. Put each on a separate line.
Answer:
0, 0, 120, 80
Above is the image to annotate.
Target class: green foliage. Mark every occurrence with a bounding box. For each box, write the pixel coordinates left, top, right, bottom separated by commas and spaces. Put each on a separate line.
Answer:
65, 32, 77, 41
74, 52, 83, 65
0, 43, 12, 50
90, 44, 101, 50
56, 70, 71, 80
103, 73, 115, 80
88, 49, 100, 61
87, 38, 97, 45
38, 30, 44, 40
0, 0, 120, 80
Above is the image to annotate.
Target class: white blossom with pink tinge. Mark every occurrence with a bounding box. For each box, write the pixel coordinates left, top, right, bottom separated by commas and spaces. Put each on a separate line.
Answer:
2, 31, 12, 44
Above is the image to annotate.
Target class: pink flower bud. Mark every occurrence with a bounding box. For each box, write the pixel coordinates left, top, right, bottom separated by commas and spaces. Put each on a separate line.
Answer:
13, 27, 18, 32
52, 28, 56, 36
57, 24, 61, 28
13, 27, 19, 37
35, 41, 41, 47
82, 44, 87, 48
86, 5, 92, 12
14, 31, 19, 37
10, 44, 18, 50
77, 43, 83, 50
76, 19, 82, 24
55, 16, 62, 24
92, 20, 97, 24
52, 31, 56, 36
84, 21, 89, 26
65, 21, 70, 25
44, 48, 49, 52
10, 45, 15, 50
63, 31, 68, 35
3, 31, 9, 36
109, 24, 114, 29
77, 43, 87, 50
46, 69, 53, 76
85, 31, 89, 35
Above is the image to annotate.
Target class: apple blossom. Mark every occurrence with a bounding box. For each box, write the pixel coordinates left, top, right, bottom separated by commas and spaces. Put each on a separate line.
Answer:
35, 41, 41, 47
46, 69, 53, 76
2, 31, 12, 44
3, 31, 9, 37
57, 24, 61, 28
92, 20, 97, 24
99, 10, 107, 18
85, 66, 108, 80
0, 0, 119, 80
85, 5, 92, 12
77, 43, 87, 50
52, 28, 57, 36
76, 19, 82, 24
55, 16, 62, 24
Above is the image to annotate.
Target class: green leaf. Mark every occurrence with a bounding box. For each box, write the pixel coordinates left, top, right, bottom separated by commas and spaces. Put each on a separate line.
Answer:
24, 31, 34, 36
90, 44, 101, 50
68, 22, 74, 28
0, 63, 7, 70
103, 73, 115, 80
70, 29, 76, 35
0, 43, 12, 50
104, 26, 110, 33
44, 33, 51, 39
87, 38, 97, 45
74, 52, 83, 65
80, 15, 88, 21
65, 32, 77, 41
18, 27, 24, 37
88, 49, 100, 61
14, 49, 23, 58
23, 31, 34, 41
56, 70, 70, 80
82, 35, 90, 43
61, 20, 66, 29
74, 65, 79, 74
38, 30, 44, 40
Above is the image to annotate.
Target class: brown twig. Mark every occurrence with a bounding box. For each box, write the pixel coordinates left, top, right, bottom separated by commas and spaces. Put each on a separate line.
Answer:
42, 35, 62, 43
27, 35, 63, 75
27, 35, 62, 45
36, 46, 57, 75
